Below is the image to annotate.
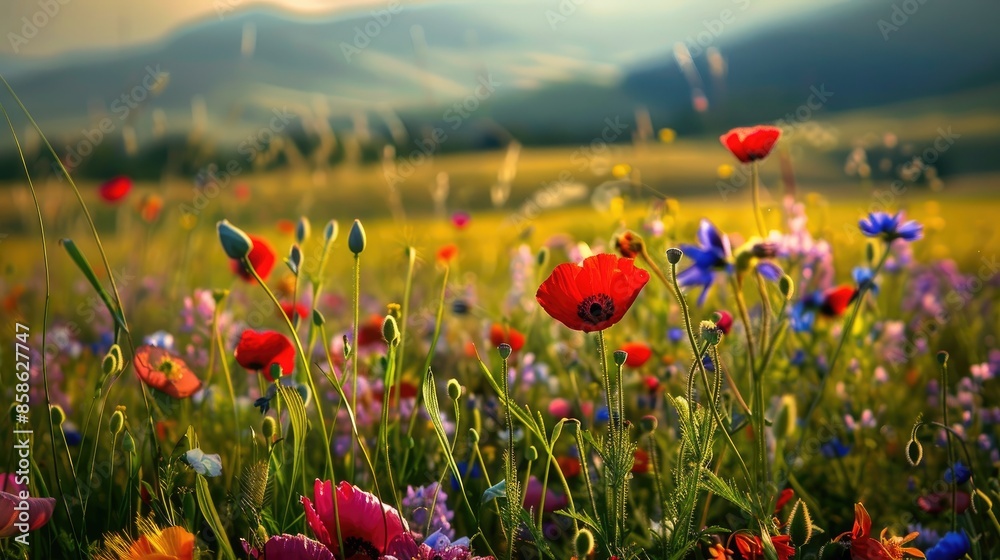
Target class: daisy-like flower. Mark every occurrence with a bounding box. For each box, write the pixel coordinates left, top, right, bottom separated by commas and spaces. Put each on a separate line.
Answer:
234, 330, 296, 381
535, 253, 649, 332
719, 126, 782, 163
94, 517, 195, 560
301, 480, 409, 558
133, 345, 202, 399
859, 211, 924, 243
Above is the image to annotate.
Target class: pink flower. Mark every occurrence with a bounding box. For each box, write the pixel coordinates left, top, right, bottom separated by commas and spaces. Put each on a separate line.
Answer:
301, 480, 408, 557
0, 473, 56, 538
244, 534, 335, 560
522, 476, 568, 513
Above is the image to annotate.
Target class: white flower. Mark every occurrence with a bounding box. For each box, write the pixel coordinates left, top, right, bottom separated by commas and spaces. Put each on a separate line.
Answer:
185, 448, 222, 477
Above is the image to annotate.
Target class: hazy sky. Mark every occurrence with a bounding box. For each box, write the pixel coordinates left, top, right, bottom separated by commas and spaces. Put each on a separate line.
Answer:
3, 0, 847, 59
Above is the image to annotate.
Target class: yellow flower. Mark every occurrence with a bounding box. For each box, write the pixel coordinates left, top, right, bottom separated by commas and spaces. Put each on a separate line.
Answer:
96, 517, 194, 560
658, 128, 676, 143
612, 163, 631, 178
717, 164, 734, 179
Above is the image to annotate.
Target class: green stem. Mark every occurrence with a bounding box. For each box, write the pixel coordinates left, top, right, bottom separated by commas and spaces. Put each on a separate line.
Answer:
751, 161, 767, 237
350, 253, 361, 481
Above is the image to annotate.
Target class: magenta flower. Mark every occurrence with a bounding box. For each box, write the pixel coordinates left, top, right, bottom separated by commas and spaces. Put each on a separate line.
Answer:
301, 480, 408, 557
0, 474, 56, 538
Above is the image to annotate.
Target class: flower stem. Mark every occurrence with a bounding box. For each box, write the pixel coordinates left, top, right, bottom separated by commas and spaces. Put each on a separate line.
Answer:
350, 252, 361, 481
751, 161, 767, 237
939, 358, 957, 532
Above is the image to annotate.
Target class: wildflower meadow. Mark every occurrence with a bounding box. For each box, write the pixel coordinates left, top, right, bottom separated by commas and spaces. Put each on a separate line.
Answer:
1, 2, 1000, 559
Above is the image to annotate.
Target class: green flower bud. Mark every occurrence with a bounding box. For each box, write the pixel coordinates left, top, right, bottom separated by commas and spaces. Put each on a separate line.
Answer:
936, 351, 949, 366
212, 289, 229, 304
447, 379, 462, 401
312, 309, 326, 327
288, 244, 302, 275
640, 414, 658, 433
405, 246, 416, 266
348, 219, 366, 254
779, 275, 794, 301
498, 343, 512, 360
342, 335, 352, 361
217, 219, 253, 259
468, 428, 480, 444
574, 529, 595, 557
613, 350, 627, 367
324, 220, 339, 244
262, 416, 277, 441
382, 315, 400, 347
525, 445, 539, 462
866, 241, 875, 264
109, 409, 125, 436
269, 363, 283, 380
122, 431, 136, 453
700, 320, 722, 346
536, 247, 550, 268
665, 247, 683, 264
50, 405, 66, 427
295, 217, 311, 244
103, 344, 123, 375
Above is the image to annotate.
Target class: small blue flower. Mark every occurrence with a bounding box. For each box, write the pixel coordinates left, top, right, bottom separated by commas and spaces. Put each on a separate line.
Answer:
677, 219, 733, 306
820, 437, 851, 459
943, 461, 972, 484
702, 354, 715, 373
595, 406, 610, 424
852, 266, 879, 295
925, 530, 971, 560
859, 211, 923, 242
185, 448, 223, 477
667, 327, 685, 344
143, 330, 175, 351
450, 461, 482, 491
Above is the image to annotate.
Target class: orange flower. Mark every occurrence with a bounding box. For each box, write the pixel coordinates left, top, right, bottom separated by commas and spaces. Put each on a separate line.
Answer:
138, 194, 163, 223
133, 346, 202, 399
707, 542, 733, 560
437, 243, 459, 264
95, 517, 194, 560
276, 219, 295, 235
838, 503, 925, 559
733, 532, 794, 560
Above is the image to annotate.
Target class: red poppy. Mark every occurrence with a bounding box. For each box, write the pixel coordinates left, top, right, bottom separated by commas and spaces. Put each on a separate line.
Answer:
489, 323, 525, 352
619, 341, 652, 367
99, 176, 132, 203
547, 398, 572, 419
133, 345, 202, 399
234, 183, 251, 201
556, 456, 581, 478
632, 448, 652, 474
374, 380, 419, 405
733, 533, 794, 560
230, 234, 277, 282
280, 301, 309, 321
642, 375, 660, 392
437, 244, 459, 264
234, 330, 295, 381
820, 285, 856, 317
536, 254, 650, 333
719, 126, 782, 163
276, 219, 295, 235
714, 310, 734, 335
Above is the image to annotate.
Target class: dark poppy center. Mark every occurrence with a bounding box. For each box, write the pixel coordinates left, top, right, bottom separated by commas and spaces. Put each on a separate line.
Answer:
578, 294, 615, 325
342, 536, 380, 559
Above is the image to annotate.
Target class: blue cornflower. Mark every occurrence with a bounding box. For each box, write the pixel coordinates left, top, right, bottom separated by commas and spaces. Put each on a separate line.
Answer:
677, 219, 782, 305
944, 461, 972, 484
667, 327, 685, 344
925, 530, 971, 560
852, 266, 879, 295
820, 437, 851, 459
859, 211, 923, 242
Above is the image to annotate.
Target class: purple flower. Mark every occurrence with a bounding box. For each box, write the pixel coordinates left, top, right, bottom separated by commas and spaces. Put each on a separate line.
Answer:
859, 211, 923, 242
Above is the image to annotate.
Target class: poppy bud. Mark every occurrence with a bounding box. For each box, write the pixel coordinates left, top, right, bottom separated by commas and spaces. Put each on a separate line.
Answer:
905, 438, 923, 466
405, 246, 416, 266
50, 405, 66, 427
382, 315, 400, 347
103, 344, 123, 375
700, 320, 722, 346
262, 417, 277, 441
217, 219, 253, 259
212, 289, 229, 303
666, 247, 683, 264
640, 414, 658, 433
865, 241, 875, 264
348, 219, 366, 254
936, 351, 949, 367
613, 350, 628, 367
109, 409, 124, 436
324, 220, 339, 244
712, 311, 733, 335
615, 231, 643, 259
447, 379, 462, 401
312, 309, 325, 327
295, 217, 310, 244
779, 275, 794, 300
575, 529, 596, 556
537, 247, 549, 268
342, 335, 352, 361
498, 343, 512, 360
468, 428, 480, 444
525, 445, 538, 462
122, 431, 136, 453
288, 244, 302, 275
269, 363, 283, 380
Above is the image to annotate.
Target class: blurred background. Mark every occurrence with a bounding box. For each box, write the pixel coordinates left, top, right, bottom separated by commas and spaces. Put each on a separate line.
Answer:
0, 0, 998, 223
